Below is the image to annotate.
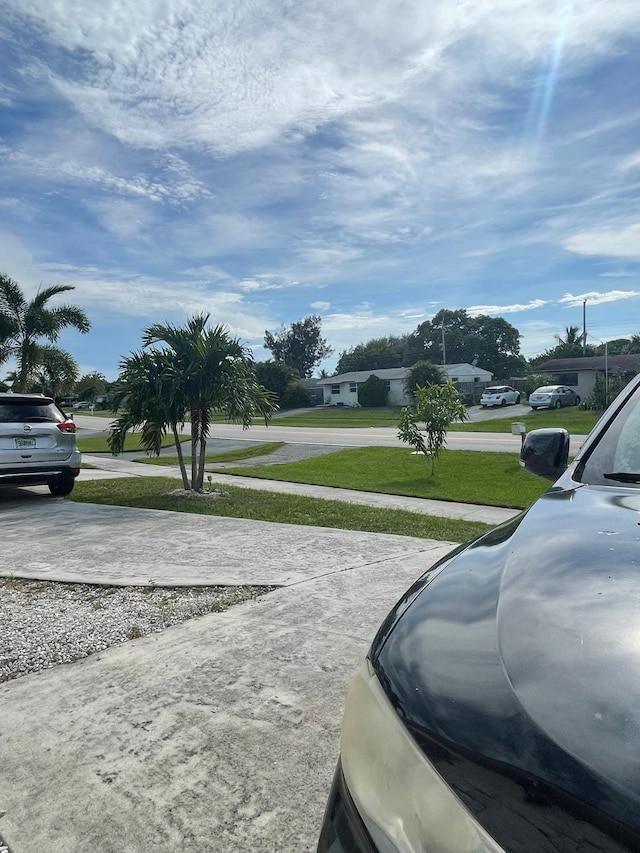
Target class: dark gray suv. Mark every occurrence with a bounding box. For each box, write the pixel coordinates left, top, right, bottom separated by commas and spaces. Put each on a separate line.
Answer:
0, 393, 81, 496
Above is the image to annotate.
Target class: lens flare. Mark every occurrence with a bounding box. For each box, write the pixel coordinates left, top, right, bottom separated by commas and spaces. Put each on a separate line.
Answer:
524, 5, 573, 150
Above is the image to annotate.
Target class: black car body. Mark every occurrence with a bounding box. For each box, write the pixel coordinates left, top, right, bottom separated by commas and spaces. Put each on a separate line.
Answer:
318, 374, 640, 853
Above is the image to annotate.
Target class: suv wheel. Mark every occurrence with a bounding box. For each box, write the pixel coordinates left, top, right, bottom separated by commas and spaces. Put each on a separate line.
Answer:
49, 476, 74, 497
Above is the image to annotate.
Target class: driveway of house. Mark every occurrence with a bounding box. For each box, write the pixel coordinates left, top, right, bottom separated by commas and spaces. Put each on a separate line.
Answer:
0, 496, 454, 853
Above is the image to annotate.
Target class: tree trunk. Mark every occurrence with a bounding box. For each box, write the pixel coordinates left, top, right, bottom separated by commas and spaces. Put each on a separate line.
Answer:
190, 406, 198, 490
196, 433, 208, 491
172, 423, 190, 490
16, 339, 36, 392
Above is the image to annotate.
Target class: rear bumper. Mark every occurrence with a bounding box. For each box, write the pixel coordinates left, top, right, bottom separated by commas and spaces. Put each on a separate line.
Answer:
0, 465, 79, 487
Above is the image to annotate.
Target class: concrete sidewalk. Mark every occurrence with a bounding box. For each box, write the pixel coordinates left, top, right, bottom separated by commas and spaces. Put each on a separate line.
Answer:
82, 453, 520, 527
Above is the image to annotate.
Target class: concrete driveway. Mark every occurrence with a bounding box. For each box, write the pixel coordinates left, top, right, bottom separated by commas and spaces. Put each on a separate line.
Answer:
0, 495, 454, 853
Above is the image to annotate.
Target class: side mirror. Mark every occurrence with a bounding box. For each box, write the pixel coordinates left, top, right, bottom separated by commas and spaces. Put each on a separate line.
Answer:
520, 428, 569, 481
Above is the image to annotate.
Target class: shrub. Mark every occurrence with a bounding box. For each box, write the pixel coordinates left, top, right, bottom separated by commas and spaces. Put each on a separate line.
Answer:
358, 374, 388, 407
281, 381, 311, 409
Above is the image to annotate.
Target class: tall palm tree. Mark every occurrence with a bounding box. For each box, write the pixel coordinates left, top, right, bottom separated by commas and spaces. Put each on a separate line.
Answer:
0, 272, 91, 391
109, 314, 277, 491
30, 345, 79, 400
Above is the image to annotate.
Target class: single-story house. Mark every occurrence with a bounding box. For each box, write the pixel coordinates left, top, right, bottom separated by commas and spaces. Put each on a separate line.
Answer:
535, 355, 640, 401
316, 363, 493, 407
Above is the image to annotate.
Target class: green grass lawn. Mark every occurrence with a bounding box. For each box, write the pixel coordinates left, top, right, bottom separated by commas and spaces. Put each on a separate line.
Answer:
70, 477, 493, 543
275, 406, 405, 427
70, 409, 119, 418
133, 441, 285, 466
448, 407, 601, 434
77, 434, 189, 453
220, 446, 547, 509
271, 405, 601, 434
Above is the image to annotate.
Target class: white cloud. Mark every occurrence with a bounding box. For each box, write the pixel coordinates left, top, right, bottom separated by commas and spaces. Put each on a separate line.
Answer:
467, 299, 547, 315
600, 271, 634, 278
0, 145, 209, 204
299, 246, 363, 267
10, 0, 640, 160
310, 301, 331, 310
563, 223, 640, 259
558, 290, 640, 307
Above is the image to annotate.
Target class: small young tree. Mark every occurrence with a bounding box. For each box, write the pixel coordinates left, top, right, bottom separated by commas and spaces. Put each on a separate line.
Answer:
397, 382, 468, 475
357, 374, 388, 407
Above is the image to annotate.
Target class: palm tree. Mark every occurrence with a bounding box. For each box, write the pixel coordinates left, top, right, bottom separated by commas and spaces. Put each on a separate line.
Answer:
30, 345, 79, 400
109, 314, 277, 491
0, 272, 90, 391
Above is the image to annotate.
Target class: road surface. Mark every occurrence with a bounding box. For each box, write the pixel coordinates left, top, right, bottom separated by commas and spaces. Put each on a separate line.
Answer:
74, 413, 587, 455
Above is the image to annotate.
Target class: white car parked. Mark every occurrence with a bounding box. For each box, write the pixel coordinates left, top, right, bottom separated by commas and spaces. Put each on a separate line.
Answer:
479, 385, 521, 407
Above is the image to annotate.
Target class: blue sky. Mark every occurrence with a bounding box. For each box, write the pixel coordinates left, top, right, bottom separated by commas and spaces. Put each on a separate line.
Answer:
1, 0, 639, 380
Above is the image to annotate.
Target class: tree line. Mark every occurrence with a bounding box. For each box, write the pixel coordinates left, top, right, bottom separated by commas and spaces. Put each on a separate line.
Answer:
3, 267, 639, 425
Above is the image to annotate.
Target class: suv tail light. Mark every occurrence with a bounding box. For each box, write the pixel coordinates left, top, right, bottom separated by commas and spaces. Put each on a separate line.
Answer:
57, 420, 77, 434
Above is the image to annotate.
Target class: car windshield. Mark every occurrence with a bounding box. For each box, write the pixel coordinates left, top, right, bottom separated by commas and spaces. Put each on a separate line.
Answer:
534, 387, 556, 394
486, 387, 505, 393
0, 400, 64, 423
577, 383, 640, 488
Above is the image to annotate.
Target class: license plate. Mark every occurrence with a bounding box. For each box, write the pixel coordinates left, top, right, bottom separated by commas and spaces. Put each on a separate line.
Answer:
15, 437, 36, 449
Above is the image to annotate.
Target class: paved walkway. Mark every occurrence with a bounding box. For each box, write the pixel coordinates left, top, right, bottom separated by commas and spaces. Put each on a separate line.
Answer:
82, 453, 521, 527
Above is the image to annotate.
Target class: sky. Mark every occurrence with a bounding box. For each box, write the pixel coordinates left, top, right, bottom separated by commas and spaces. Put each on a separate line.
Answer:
1, 0, 640, 381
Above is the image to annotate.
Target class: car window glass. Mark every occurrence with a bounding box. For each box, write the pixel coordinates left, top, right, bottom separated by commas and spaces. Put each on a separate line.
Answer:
0, 401, 63, 423
578, 386, 640, 486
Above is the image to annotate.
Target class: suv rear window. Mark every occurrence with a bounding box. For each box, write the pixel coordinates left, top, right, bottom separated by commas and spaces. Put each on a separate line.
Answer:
0, 399, 64, 423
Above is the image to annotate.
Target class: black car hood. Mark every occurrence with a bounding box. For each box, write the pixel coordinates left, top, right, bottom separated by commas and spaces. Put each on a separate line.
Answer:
498, 484, 640, 799
371, 484, 640, 846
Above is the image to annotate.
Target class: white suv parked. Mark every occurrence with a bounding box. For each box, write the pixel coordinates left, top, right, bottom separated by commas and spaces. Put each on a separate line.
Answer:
0, 393, 81, 496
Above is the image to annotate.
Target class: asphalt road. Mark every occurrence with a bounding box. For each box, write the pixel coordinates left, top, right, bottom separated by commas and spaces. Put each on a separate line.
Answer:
75, 406, 587, 455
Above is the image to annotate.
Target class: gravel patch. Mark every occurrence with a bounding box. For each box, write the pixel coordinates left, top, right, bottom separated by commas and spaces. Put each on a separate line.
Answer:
0, 578, 275, 684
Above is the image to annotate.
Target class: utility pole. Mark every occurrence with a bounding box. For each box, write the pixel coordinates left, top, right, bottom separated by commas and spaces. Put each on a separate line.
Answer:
441, 320, 446, 370
582, 299, 587, 356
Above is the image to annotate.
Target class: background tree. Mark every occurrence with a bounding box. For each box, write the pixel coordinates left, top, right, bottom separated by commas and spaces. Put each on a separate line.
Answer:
403, 360, 445, 399
264, 315, 333, 378
408, 309, 526, 378
30, 346, 79, 400
530, 325, 596, 366
110, 314, 276, 491
397, 383, 468, 475
625, 334, 640, 354
357, 374, 388, 407
0, 272, 90, 391
76, 371, 108, 405
336, 335, 406, 373
254, 360, 311, 409
593, 336, 640, 355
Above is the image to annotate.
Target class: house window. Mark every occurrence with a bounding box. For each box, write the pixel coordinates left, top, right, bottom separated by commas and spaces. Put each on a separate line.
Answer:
558, 373, 578, 386
331, 385, 340, 395
384, 381, 391, 391
349, 382, 358, 393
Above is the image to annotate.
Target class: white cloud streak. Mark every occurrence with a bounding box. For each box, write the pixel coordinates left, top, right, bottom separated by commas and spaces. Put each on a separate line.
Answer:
558, 290, 640, 307
467, 299, 547, 315
563, 223, 640, 259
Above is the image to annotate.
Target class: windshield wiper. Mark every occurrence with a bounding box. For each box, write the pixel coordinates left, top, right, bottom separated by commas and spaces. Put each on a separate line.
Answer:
603, 472, 640, 483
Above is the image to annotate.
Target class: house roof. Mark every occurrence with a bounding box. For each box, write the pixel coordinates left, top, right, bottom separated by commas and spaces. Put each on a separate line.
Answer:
316, 367, 409, 385
316, 362, 492, 385
537, 355, 640, 373
444, 362, 492, 376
